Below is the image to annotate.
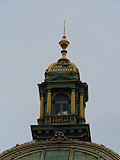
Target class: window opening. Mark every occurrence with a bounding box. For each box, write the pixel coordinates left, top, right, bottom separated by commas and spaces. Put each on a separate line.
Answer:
53, 94, 70, 115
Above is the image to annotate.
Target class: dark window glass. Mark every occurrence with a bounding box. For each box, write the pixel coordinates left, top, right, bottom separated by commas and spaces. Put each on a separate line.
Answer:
53, 94, 70, 115
74, 151, 98, 160
45, 150, 70, 160
17, 152, 41, 160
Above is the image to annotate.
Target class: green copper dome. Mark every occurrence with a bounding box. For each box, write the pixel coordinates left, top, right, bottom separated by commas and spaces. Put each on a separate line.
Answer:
0, 140, 120, 160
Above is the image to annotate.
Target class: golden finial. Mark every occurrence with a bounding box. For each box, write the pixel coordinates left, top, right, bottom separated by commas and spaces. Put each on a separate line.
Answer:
59, 22, 70, 58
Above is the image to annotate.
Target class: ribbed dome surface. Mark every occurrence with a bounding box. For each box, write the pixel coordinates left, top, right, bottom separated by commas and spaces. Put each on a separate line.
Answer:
45, 59, 79, 74
0, 140, 120, 160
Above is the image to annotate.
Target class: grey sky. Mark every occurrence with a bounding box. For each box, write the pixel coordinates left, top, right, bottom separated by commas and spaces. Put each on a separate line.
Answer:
0, 0, 120, 155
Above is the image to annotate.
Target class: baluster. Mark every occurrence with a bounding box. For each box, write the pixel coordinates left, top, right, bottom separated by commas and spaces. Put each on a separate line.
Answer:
55, 117, 57, 123
64, 116, 66, 123
61, 117, 63, 123
58, 117, 60, 123
67, 116, 69, 123
53, 117, 55, 123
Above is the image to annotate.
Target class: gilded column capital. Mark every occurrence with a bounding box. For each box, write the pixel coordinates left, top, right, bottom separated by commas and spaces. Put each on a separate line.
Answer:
80, 92, 84, 96
40, 93, 44, 97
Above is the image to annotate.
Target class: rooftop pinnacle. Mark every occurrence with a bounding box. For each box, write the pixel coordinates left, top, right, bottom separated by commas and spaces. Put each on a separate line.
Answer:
59, 22, 70, 58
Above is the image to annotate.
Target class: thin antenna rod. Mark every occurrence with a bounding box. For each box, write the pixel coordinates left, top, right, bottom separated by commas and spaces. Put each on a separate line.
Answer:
63, 21, 66, 38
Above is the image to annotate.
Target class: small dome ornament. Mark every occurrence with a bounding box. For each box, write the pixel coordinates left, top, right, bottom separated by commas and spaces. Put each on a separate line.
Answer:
45, 23, 79, 75
59, 21, 70, 58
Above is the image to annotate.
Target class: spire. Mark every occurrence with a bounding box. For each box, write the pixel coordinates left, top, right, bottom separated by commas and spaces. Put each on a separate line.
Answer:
63, 21, 66, 38
59, 22, 70, 58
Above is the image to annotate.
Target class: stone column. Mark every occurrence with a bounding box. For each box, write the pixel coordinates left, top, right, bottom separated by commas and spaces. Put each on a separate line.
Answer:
40, 93, 44, 119
83, 106, 85, 119
47, 90, 51, 115
80, 93, 84, 118
71, 89, 75, 114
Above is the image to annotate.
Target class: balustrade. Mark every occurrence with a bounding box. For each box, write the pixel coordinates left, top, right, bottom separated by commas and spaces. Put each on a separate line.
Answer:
50, 115, 70, 124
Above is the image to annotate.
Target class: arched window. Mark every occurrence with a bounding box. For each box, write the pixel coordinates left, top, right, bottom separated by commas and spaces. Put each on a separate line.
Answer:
53, 93, 70, 115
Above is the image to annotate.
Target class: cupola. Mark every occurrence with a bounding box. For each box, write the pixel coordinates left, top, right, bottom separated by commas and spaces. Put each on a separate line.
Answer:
31, 23, 90, 142
1, 24, 119, 160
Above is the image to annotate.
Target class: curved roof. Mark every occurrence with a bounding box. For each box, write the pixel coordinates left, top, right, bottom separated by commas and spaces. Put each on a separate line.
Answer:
0, 140, 120, 160
45, 58, 79, 74
45, 24, 79, 78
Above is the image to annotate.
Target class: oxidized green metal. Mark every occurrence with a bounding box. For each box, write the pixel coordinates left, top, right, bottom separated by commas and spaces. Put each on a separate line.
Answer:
1, 140, 120, 160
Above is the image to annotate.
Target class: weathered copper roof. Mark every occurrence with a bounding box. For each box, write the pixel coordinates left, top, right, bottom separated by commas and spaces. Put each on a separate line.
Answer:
0, 139, 120, 160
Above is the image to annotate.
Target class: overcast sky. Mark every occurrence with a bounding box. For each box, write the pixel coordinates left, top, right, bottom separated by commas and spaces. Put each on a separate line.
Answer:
0, 0, 120, 155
